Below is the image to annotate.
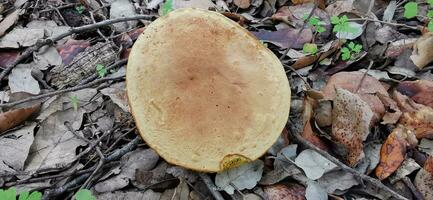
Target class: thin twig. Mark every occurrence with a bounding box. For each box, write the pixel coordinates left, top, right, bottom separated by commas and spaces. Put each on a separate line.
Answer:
355, 60, 374, 93
0, 75, 125, 108
284, 63, 312, 90
199, 173, 225, 200
0, 15, 155, 84
279, 2, 318, 61
348, 18, 418, 30
81, 147, 104, 189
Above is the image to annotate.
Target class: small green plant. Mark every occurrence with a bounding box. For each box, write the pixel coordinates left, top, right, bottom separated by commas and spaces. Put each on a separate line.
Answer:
0, 188, 42, 200
340, 42, 362, 61
303, 43, 318, 54
70, 95, 79, 111
75, 5, 85, 14
96, 64, 107, 78
74, 189, 96, 200
331, 15, 352, 34
162, 0, 173, 16
303, 15, 326, 33
404, 1, 433, 32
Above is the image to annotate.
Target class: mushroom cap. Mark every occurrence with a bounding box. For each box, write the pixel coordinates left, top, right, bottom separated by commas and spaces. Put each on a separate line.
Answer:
126, 8, 291, 172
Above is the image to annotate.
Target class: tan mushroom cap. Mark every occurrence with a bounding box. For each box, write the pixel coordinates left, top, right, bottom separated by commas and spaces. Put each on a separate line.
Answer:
126, 8, 291, 172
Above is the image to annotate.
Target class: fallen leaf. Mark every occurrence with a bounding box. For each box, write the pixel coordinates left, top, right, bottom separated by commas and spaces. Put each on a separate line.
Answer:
414, 168, 433, 199
0, 123, 36, 174
292, 40, 341, 70
133, 161, 175, 190
364, 142, 382, 174
397, 80, 433, 108
56, 39, 90, 65
294, 149, 337, 180
264, 184, 306, 200
410, 32, 433, 69
252, 28, 313, 49
389, 158, 421, 184
26, 20, 70, 40
33, 45, 62, 70
335, 22, 363, 40
375, 26, 405, 44
291, 0, 325, 9
171, 0, 216, 10
96, 190, 161, 200
171, 178, 189, 200
0, 104, 40, 134
0, 50, 19, 69
24, 109, 87, 173
331, 88, 374, 166
305, 181, 327, 200
94, 149, 159, 192
0, 28, 44, 48
259, 165, 302, 185
215, 160, 264, 194
419, 139, 433, 157
234, 0, 250, 9
317, 170, 359, 193
8, 64, 41, 95
110, 0, 138, 32
166, 166, 198, 183
100, 82, 129, 112
378, 93, 402, 124
382, 0, 397, 22
375, 126, 414, 180
385, 38, 417, 58
0, 9, 21, 37
393, 90, 422, 113
322, 71, 387, 122
424, 156, 433, 175
325, 0, 354, 16
399, 107, 433, 139
146, 0, 164, 9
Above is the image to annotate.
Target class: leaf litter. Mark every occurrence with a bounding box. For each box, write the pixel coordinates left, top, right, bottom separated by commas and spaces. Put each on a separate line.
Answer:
0, 0, 433, 199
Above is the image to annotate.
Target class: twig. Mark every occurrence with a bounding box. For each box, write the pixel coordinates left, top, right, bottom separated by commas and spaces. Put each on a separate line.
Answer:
0, 75, 125, 108
289, 124, 408, 200
284, 63, 312, 90
81, 147, 104, 189
348, 18, 418, 30
0, 15, 156, 84
279, 2, 318, 61
355, 60, 374, 93
79, 59, 127, 85
199, 173, 225, 200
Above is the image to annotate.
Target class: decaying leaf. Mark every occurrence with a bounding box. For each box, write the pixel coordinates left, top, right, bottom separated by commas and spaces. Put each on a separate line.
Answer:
0, 9, 22, 37
215, 160, 264, 194
100, 82, 129, 112
0, 123, 36, 174
0, 28, 44, 48
375, 126, 416, 180
397, 80, 433, 108
424, 156, 433, 175
110, 0, 138, 33
57, 39, 90, 65
264, 184, 306, 200
305, 181, 327, 200
0, 104, 39, 134
294, 149, 337, 180
419, 139, 433, 157
378, 93, 402, 124
96, 190, 161, 200
322, 71, 387, 122
8, 64, 41, 95
410, 32, 433, 69
399, 106, 433, 139
252, 28, 313, 49
317, 170, 358, 193
331, 88, 374, 166
234, 0, 250, 9
414, 168, 433, 199
389, 158, 421, 184
385, 38, 417, 58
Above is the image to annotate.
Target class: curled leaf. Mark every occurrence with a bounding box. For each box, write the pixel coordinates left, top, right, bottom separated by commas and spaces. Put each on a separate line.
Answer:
0, 104, 40, 134
399, 107, 433, 139
397, 80, 433, 108
410, 32, 433, 69
264, 184, 306, 200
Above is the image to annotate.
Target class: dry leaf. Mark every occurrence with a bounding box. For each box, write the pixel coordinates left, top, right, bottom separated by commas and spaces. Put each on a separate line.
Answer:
96, 190, 161, 200
171, 0, 216, 10
0, 50, 19, 69
302, 99, 329, 151
0, 28, 44, 48
424, 156, 433, 175
0, 9, 21, 37
57, 39, 90, 65
414, 168, 433, 199
325, 0, 354, 16
397, 80, 433, 108
234, 0, 250, 9
264, 184, 306, 200
399, 107, 433, 139
322, 71, 387, 122
292, 40, 341, 69
215, 160, 264, 194
110, 0, 138, 32
8, 64, 41, 95
332, 88, 374, 166
378, 93, 402, 124
294, 149, 337, 180
0, 104, 40, 134
375, 126, 415, 180
291, 0, 325, 9
385, 38, 417, 58
252, 28, 313, 49
410, 32, 433, 69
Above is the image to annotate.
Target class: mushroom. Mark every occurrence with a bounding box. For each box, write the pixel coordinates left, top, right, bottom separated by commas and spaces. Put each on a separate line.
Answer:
126, 8, 291, 172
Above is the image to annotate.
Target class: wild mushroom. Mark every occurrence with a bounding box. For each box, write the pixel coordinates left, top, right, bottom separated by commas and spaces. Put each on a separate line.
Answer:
126, 8, 291, 172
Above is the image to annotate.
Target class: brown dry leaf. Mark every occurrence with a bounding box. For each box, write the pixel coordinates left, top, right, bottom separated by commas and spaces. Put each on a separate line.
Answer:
325, 0, 354, 16
410, 32, 433, 69
292, 40, 341, 69
302, 98, 329, 151
291, 0, 325, 9
0, 104, 40, 134
424, 156, 433, 175
378, 93, 402, 124
414, 168, 433, 199
0, 50, 19, 69
57, 39, 90, 65
234, 0, 250, 9
332, 88, 374, 167
397, 80, 433, 108
0, 9, 21, 37
385, 38, 417, 58
392, 90, 423, 113
264, 184, 306, 200
252, 28, 313, 49
375, 126, 416, 180
322, 71, 388, 122
399, 107, 433, 139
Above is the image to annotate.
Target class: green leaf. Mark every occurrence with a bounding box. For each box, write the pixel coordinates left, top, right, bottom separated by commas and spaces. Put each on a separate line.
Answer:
333, 24, 342, 32
70, 96, 78, 111
341, 47, 350, 53
341, 51, 351, 61
331, 16, 340, 24
348, 42, 355, 49
428, 0, 433, 7
162, 0, 173, 16
0, 188, 16, 200
75, 5, 85, 14
353, 44, 362, 53
316, 26, 326, 33
404, 2, 418, 19
428, 10, 433, 18
428, 20, 433, 32
340, 15, 348, 23
308, 16, 320, 26
303, 43, 318, 54
19, 191, 42, 200
96, 64, 107, 78
74, 189, 96, 200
